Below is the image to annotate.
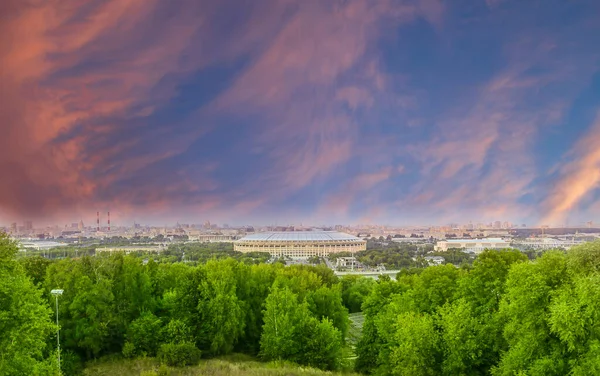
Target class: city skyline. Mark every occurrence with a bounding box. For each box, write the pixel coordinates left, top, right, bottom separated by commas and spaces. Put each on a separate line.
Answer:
1, 0, 600, 227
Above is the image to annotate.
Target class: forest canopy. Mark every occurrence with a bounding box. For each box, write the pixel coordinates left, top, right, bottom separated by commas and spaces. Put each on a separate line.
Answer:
3, 232, 600, 375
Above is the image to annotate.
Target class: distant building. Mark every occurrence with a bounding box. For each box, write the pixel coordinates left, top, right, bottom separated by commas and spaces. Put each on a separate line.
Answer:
435, 238, 510, 253
512, 237, 585, 250
424, 256, 445, 265
336, 256, 358, 268
21, 241, 67, 251
24, 221, 33, 231
235, 231, 366, 258
189, 234, 240, 242
96, 245, 165, 254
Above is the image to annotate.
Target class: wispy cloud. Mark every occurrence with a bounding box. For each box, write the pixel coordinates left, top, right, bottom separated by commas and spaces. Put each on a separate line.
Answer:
542, 113, 600, 225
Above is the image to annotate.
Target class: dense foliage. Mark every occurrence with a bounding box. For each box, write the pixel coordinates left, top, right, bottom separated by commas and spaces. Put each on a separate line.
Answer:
355, 244, 600, 375
3, 234, 350, 374
6, 231, 600, 375
0, 233, 56, 375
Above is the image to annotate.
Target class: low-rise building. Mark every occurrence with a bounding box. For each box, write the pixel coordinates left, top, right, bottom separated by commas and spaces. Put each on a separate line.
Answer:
336, 256, 358, 268
511, 237, 585, 250
424, 256, 445, 265
435, 238, 510, 253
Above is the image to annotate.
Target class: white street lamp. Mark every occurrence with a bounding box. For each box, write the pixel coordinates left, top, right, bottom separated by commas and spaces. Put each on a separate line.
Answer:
51, 289, 64, 374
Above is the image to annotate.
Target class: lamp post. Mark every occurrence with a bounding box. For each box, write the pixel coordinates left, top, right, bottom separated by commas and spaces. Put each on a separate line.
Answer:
51, 289, 64, 374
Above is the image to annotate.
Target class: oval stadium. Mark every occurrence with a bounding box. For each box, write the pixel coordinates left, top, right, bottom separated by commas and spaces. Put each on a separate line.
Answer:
234, 231, 366, 258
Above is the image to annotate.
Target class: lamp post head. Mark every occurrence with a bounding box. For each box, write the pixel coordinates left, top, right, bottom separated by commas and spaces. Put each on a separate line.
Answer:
51, 289, 64, 296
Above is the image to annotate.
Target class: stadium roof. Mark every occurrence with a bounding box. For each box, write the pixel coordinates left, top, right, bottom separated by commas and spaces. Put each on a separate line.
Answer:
444, 238, 507, 243
239, 231, 363, 242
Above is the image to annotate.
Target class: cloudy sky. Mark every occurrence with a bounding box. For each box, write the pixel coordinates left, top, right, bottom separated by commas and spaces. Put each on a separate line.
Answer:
1, 0, 600, 227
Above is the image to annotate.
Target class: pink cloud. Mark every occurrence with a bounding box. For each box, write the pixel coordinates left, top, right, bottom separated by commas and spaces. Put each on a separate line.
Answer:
211, 0, 438, 199
542, 113, 600, 225
0, 0, 227, 220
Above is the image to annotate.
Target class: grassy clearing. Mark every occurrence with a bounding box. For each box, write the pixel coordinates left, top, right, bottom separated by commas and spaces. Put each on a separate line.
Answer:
82, 354, 361, 376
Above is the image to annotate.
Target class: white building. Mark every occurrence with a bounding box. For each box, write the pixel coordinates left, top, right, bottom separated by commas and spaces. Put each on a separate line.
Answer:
434, 238, 510, 253
20, 241, 67, 251
424, 256, 445, 265
336, 256, 358, 268
512, 237, 585, 250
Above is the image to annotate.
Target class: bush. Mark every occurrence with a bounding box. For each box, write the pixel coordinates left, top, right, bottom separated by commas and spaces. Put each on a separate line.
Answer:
157, 342, 201, 367
125, 312, 163, 357
157, 364, 171, 376
122, 341, 136, 359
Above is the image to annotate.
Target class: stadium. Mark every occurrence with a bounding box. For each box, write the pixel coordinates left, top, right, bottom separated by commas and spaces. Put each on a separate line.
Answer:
234, 231, 366, 258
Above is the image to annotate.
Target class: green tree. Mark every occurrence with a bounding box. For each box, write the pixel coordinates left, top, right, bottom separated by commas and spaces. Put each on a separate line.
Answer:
340, 275, 376, 313
260, 285, 343, 370
493, 251, 570, 376
548, 273, 600, 375
260, 286, 302, 361
355, 277, 403, 374
306, 284, 349, 339
123, 311, 163, 357
68, 275, 115, 358
196, 260, 245, 355
0, 233, 56, 375
19, 255, 52, 287
438, 299, 488, 375
376, 311, 440, 376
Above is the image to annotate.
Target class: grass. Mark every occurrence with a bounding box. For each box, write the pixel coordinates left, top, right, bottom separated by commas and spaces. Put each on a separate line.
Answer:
82, 354, 361, 376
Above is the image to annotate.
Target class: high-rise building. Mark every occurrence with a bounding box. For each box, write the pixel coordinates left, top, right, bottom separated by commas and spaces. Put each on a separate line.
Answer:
10, 222, 17, 233
493, 221, 502, 229
24, 221, 33, 231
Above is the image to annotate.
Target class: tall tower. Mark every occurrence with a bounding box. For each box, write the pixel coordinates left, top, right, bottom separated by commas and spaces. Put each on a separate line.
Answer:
108, 211, 110, 232
97, 212, 100, 232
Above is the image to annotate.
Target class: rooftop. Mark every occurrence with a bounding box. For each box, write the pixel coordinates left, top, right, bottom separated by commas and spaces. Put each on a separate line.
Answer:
239, 231, 363, 242
443, 238, 507, 243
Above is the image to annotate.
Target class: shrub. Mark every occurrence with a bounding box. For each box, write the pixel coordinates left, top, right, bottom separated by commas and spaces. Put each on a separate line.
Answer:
157, 342, 201, 367
122, 341, 136, 359
125, 312, 162, 357
157, 364, 171, 376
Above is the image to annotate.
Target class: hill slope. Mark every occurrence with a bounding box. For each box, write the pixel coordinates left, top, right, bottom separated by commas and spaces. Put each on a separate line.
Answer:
82, 356, 361, 376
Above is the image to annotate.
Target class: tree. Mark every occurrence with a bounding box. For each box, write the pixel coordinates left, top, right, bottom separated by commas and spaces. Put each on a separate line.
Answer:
493, 251, 570, 375
123, 311, 163, 357
260, 285, 343, 370
0, 233, 56, 375
376, 311, 440, 376
355, 277, 404, 374
340, 275, 376, 313
306, 284, 349, 339
196, 260, 245, 355
19, 255, 52, 287
260, 286, 303, 361
548, 273, 600, 375
68, 275, 116, 358
438, 299, 488, 375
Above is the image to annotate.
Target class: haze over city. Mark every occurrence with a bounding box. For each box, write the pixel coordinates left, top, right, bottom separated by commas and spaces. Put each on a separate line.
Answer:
2, 0, 600, 227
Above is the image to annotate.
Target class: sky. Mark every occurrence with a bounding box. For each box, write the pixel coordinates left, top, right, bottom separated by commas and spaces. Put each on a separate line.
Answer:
1, 0, 600, 227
